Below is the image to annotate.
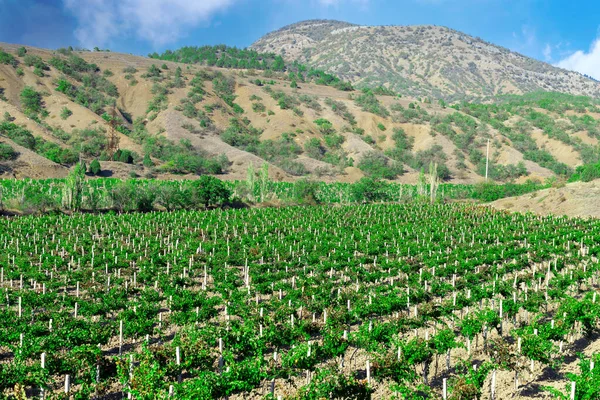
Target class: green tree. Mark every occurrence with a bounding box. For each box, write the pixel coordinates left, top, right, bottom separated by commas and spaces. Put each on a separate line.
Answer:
272, 55, 285, 71
192, 176, 231, 208
89, 159, 101, 175
350, 177, 390, 203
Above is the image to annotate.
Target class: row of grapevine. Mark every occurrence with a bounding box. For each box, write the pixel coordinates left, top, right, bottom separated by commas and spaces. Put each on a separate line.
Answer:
0, 203, 598, 398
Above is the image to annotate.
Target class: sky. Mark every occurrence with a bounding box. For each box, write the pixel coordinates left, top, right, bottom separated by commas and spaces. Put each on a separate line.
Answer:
1, 0, 600, 79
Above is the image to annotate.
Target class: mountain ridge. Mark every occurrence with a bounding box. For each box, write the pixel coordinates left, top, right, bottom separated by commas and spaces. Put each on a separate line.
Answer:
251, 19, 600, 101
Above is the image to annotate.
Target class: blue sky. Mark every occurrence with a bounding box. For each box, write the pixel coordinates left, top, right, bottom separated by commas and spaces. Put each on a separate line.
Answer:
1, 0, 600, 78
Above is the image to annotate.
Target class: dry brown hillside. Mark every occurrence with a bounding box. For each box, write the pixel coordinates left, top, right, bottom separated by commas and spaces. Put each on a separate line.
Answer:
489, 180, 600, 218
252, 20, 600, 101
1, 42, 599, 184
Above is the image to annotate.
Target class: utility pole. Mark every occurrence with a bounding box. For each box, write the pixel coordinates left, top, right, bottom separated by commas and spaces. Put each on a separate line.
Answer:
485, 139, 490, 182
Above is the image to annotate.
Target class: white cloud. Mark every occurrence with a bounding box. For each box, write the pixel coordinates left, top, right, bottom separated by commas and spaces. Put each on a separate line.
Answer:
63, 0, 236, 48
556, 38, 600, 80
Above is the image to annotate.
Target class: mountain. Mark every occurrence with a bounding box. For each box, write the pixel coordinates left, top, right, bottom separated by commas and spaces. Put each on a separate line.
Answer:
251, 20, 600, 101
1, 42, 600, 187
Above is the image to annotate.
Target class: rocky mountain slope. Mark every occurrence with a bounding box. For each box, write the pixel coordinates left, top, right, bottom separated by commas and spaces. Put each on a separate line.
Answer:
1, 42, 600, 186
252, 20, 600, 101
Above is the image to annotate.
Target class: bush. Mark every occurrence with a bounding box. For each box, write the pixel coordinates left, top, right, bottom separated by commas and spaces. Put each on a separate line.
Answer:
354, 89, 389, 118
581, 164, 600, 182
0, 48, 18, 67
20, 87, 43, 114
350, 177, 391, 202
252, 103, 266, 113
357, 151, 403, 179
89, 159, 101, 175
60, 107, 73, 120
0, 143, 18, 160
293, 179, 320, 204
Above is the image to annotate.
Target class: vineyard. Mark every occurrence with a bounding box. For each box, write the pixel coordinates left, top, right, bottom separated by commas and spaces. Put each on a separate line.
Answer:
2, 203, 600, 399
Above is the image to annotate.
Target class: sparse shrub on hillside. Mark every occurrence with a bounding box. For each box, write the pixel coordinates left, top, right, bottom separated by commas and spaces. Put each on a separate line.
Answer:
323, 134, 345, 149
0, 48, 18, 67
232, 103, 244, 114
304, 138, 326, 160
362, 135, 376, 145
69, 127, 107, 157
252, 102, 266, 113
147, 84, 169, 113
279, 159, 308, 176
212, 75, 236, 106
0, 121, 77, 164
142, 64, 162, 80
314, 118, 336, 135
354, 89, 390, 118
51, 57, 117, 114
570, 162, 600, 183
123, 66, 137, 74
357, 151, 403, 179
298, 94, 322, 111
60, 107, 72, 120
412, 145, 451, 180
385, 127, 415, 164
23, 55, 48, 71
324, 98, 356, 125
17, 47, 27, 57
0, 143, 18, 161
20, 87, 43, 115
221, 119, 261, 150
378, 123, 386, 131
372, 86, 396, 96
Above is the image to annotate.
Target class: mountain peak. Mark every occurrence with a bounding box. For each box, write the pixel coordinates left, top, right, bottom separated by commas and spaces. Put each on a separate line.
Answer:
252, 21, 599, 101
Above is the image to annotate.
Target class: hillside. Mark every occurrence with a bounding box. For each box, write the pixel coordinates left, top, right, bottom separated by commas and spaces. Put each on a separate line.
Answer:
251, 20, 600, 101
490, 180, 600, 218
1, 42, 600, 185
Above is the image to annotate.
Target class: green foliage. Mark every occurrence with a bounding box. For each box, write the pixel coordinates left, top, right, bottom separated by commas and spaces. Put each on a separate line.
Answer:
191, 175, 232, 208
314, 118, 335, 135
17, 47, 27, 57
88, 159, 101, 175
354, 89, 389, 117
149, 45, 353, 90
212, 75, 236, 106
292, 179, 320, 204
251, 102, 266, 113
358, 151, 403, 180
60, 107, 73, 120
20, 86, 43, 115
570, 162, 600, 183
0, 143, 18, 160
350, 177, 392, 202
0, 48, 18, 67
